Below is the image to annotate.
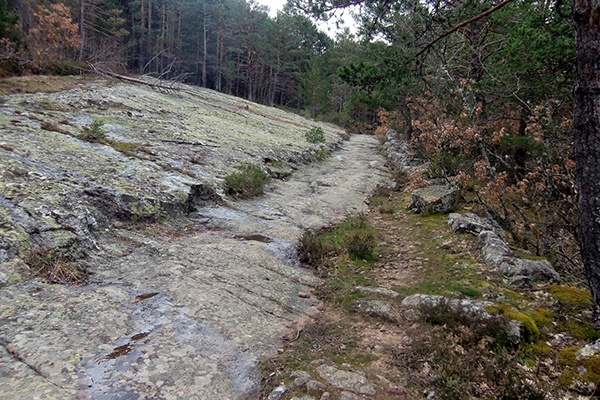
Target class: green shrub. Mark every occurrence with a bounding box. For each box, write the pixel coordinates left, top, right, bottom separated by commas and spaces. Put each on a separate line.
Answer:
305, 127, 326, 143
81, 120, 107, 142
298, 215, 379, 266
225, 163, 270, 199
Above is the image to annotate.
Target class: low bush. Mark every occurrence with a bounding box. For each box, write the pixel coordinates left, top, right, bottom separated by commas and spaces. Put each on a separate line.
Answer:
225, 163, 270, 199
298, 229, 333, 268
397, 300, 549, 399
305, 126, 326, 143
298, 214, 379, 268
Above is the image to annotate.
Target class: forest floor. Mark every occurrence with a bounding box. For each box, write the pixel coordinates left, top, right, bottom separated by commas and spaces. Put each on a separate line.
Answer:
260, 180, 599, 399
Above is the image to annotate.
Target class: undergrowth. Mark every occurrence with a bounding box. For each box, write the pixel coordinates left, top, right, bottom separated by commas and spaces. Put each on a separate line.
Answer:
298, 214, 379, 270
224, 163, 270, 199
298, 215, 379, 309
80, 120, 107, 142
395, 299, 549, 399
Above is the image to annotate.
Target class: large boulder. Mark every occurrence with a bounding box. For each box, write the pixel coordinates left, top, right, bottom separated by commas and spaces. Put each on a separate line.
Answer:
448, 212, 560, 284
410, 185, 460, 214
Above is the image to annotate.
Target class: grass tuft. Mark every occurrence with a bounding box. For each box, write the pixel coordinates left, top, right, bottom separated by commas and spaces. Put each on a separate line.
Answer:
25, 247, 88, 285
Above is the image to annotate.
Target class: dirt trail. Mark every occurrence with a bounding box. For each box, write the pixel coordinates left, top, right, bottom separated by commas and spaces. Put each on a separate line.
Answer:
0, 134, 389, 399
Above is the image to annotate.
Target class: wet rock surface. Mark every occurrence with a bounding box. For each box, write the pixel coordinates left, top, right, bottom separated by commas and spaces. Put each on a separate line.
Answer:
0, 78, 389, 399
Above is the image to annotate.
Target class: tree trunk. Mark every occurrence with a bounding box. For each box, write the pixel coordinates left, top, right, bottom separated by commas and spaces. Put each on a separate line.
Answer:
202, 2, 207, 87
79, 0, 85, 60
573, 0, 600, 324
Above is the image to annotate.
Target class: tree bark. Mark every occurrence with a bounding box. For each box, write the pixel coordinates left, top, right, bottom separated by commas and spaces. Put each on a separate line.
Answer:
202, 2, 207, 87
79, 0, 85, 60
573, 0, 600, 324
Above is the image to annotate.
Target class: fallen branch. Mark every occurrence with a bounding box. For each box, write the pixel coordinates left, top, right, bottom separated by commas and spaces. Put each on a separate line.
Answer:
87, 62, 176, 92
158, 139, 219, 147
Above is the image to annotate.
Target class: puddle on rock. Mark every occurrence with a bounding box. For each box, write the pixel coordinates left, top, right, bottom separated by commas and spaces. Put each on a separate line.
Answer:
233, 233, 273, 243
131, 331, 150, 341
133, 292, 160, 303
105, 343, 133, 359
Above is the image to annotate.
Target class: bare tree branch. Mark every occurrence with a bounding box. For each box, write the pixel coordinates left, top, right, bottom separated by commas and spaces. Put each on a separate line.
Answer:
416, 0, 514, 57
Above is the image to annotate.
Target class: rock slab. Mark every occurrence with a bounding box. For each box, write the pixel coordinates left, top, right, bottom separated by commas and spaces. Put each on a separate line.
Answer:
357, 300, 400, 322
315, 365, 376, 395
410, 185, 460, 214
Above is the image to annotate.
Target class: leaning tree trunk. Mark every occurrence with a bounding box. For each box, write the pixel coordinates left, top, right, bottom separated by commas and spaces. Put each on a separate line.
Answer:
573, 0, 600, 324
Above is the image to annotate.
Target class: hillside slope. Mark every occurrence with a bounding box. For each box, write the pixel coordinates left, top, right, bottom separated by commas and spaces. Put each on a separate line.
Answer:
0, 76, 342, 264
0, 76, 390, 399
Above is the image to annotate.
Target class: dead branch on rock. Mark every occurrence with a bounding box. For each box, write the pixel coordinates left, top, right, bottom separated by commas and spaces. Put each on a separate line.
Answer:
87, 62, 183, 92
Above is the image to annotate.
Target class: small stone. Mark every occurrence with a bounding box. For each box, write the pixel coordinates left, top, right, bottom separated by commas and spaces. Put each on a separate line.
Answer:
310, 359, 326, 367
340, 392, 362, 400
354, 286, 399, 298
507, 320, 522, 345
291, 370, 312, 388
298, 292, 310, 298
577, 339, 600, 359
306, 380, 328, 391
440, 240, 453, 250
291, 370, 313, 379
267, 385, 288, 400
508, 275, 533, 289
320, 393, 331, 400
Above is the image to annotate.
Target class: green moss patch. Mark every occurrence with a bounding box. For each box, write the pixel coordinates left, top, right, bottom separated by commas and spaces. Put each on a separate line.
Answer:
548, 285, 593, 307
559, 346, 600, 391
487, 304, 540, 341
